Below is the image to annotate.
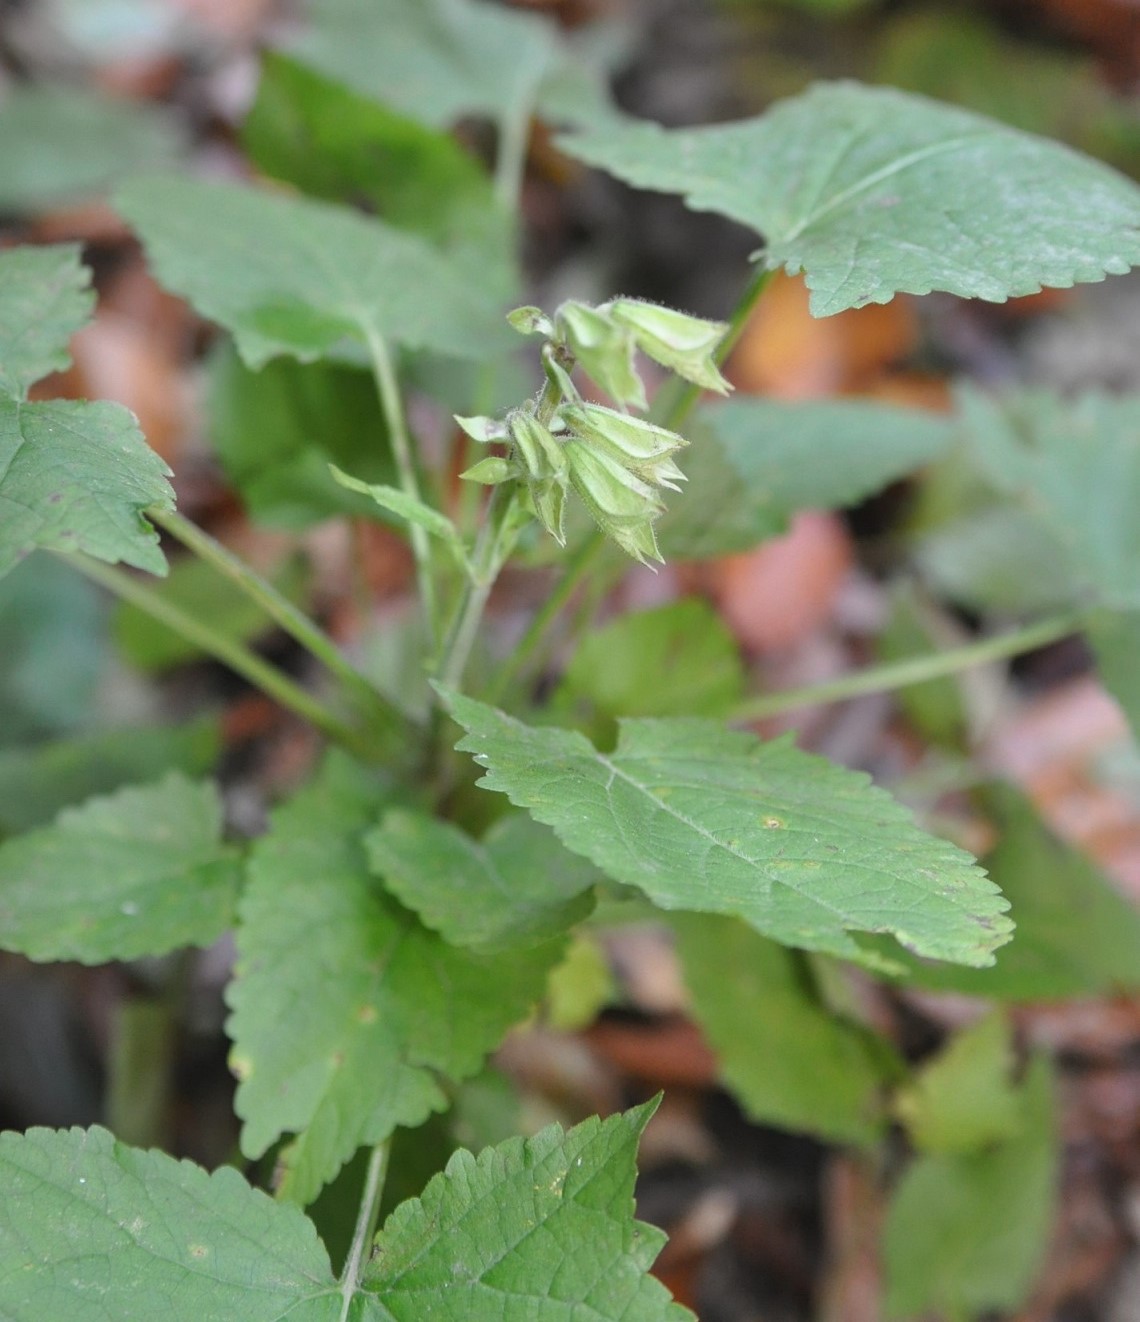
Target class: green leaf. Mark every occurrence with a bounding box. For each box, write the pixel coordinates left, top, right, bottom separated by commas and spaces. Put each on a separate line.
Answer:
957, 387, 1140, 609
0, 246, 174, 579
546, 931, 615, 1031
559, 82, 1140, 316
0, 1125, 340, 1322
557, 599, 745, 739
0, 244, 94, 398
0, 398, 173, 578
893, 1011, 1023, 1154
0, 773, 241, 963
226, 753, 563, 1205
1088, 606, 1140, 741
206, 344, 394, 531
440, 690, 1012, 970
712, 396, 953, 533
674, 913, 896, 1145
365, 810, 597, 949
0, 86, 183, 213
0, 718, 219, 836
877, 583, 968, 748
285, 0, 556, 132
884, 1055, 1057, 1319
244, 53, 517, 299
114, 551, 308, 671
876, 785, 1140, 999
115, 174, 513, 369
330, 466, 471, 570
0, 555, 107, 744
363, 1100, 692, 1322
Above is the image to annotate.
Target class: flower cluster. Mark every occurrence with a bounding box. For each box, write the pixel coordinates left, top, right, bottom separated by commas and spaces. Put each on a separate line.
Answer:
457, 298, 730, 565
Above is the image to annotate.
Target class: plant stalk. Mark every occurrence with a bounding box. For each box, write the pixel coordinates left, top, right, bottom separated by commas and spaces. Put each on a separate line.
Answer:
66, 554, 373, 758
731, 609, 1087, 722
337, 1139, 390, 1321
365, 328, 440, 651
150, 507, 404, 742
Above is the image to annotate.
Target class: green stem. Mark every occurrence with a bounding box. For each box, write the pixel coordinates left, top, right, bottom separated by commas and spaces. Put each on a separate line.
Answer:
438, 484, 521, 692
365, 328, 439, 651
494, 106, 531, 211
337, 1140, 390, 1322
150, 507, 403, 740
67, 554, 372, 757
731, 609, 1086, 722
485, 531, 607, 705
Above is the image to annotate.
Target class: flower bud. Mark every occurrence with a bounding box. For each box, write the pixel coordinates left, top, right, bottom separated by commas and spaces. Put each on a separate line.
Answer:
606, 299, 731, 395
564, 441, 665, 564
529, 476, 568, 545
506, 305, 554, 338
455, 414, 508, 443
509, 411, 567, 482
554, 301, 647, 410
460, 456, 515, 485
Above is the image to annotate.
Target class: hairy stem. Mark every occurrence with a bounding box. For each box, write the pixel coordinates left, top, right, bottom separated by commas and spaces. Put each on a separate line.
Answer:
66, 554, 373, 758
365, 328, 439, 652
337, 1140, 391, 1321
731, 609, 1087, 722
150, 507, 405, 743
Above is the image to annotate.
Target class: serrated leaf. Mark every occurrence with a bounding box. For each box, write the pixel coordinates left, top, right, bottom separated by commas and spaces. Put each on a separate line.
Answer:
226, 753, 562, 1205
957, 387, 1140, 609
875, 785, 1140, 999
884, 1055, 1057, 1319
557, 599, 745, 739
0, 244, 94, 399
116, 174, 513, 369
0, 718, 219, 837
675, 913, 896, 1145
286, 0, 556, 132
363, 1100, 692, 1322
705, 397, 953, 527
0, 773, 241, 963
206, 343, 394, 530
366, 810, 597, 949
0, 86, 183, 213
559, 82, 1140, 316
0, 1125, 340, 1322
440, 690, 1012, 970
0, 398, 173, 579
894, 1011, 1023, 1154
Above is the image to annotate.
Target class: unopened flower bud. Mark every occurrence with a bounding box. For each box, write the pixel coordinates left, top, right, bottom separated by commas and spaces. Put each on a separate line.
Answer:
507, 305, 554, 338
606, 299, 732, 395
460, 456, 516, 485
455, 414, 508, 443
564, 441, 666, 564
530, 476, 568, 545
554, 301, 647, 410
509, 411, 567, 482
561, 402, 686, 464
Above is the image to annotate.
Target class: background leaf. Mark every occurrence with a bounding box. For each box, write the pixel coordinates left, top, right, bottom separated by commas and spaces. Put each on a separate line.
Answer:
0, 244, 94, 399
559, 82, 1140, 315
0, 1125, 341, 1322
1088, 606, 1140, 741
116, 174, 514, 369
0, 86, 183, 213
884, 1055, 1057, 1319
226, 754, 563, 1205
364, 1100, 692, 1321
443, 691, 1012, 970
366, 810, 597, 949
675, 913, 897, 1144
0, 773, 241, 963
285, 0, 556, 133
874, 786, 1140, 999
893, 1010, 1023, 1154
